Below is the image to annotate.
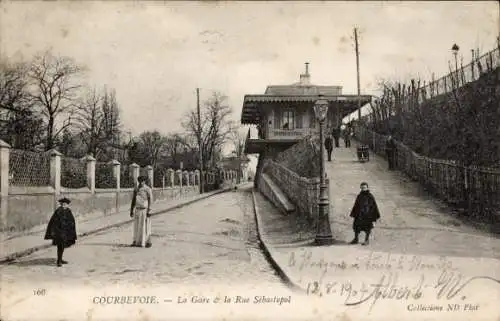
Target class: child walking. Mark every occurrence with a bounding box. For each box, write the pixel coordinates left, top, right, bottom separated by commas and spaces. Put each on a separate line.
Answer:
44, 197, 77, 267
349, 182, 380, 245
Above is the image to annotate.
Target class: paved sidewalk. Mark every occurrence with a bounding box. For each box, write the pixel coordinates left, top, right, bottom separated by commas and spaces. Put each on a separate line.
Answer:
253, 144, 500, 320
0, 188, 231, 263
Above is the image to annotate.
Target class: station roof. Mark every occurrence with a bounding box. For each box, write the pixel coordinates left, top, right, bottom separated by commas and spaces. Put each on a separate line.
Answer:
241, 94, 372, 125
240, 63, 373, 125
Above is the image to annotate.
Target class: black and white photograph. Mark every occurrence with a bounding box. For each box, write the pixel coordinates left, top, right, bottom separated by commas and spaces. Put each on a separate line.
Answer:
0, 1, 499, 320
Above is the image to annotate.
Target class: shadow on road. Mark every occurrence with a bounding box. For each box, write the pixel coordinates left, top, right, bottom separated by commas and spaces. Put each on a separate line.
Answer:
81, 242, 131, 247
8, 257, 56, 266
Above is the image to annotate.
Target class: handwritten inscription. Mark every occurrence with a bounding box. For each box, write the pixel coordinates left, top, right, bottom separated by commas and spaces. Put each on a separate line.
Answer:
305, 270, 499, 311
289, 251, 455, 275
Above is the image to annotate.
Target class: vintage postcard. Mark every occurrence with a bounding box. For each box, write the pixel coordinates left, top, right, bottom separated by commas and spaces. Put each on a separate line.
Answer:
0, 1, 499, 320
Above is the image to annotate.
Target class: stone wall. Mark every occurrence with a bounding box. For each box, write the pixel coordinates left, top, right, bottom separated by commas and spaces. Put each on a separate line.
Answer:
260, 158, 325, 224
3, 186, 199, 233
275, 135, 320, 178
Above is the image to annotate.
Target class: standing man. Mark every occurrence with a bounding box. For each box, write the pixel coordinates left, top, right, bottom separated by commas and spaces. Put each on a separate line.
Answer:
332, 126, 341, 148
130, 175, 153, 248
343, 127, 351, 148
385, 135, 397, 170
324, 134, 333, 162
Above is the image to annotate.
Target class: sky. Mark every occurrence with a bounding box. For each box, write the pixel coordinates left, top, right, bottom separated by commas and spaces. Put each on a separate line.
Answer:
1, 1, 498, 140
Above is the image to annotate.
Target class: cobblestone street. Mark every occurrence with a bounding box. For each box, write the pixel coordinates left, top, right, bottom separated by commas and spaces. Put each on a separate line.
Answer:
1, 185, 296, 321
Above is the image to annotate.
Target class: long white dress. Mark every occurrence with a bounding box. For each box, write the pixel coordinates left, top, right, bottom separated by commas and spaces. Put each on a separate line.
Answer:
132, 185, 152, 247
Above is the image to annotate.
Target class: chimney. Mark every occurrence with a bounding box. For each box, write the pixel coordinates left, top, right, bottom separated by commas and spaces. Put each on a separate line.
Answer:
299, 62, 310, 85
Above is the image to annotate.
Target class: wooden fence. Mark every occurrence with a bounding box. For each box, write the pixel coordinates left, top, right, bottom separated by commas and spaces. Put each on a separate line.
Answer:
354, 125, 500, 225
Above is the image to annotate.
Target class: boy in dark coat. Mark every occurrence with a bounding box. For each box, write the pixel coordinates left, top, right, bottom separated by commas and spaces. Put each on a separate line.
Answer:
44, 197, 77, 267
349, 182, 380, 245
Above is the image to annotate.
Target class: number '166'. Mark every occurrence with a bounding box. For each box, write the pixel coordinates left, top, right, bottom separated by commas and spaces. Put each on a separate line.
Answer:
33, 289, 46, 296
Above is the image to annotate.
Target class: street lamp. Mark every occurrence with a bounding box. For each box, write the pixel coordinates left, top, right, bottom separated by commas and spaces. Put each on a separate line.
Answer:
451, 43, 460, 71
451, 43, 460, 86
313, 97, 334, 245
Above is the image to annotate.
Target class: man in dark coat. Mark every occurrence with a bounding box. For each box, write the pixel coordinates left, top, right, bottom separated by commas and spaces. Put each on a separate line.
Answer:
44, 197, 77, 267
332, 127, 341, 148
343, 128, 351, 148
324, 134, 333, 161
349, 182, 380, 245
385, 135, 397, 170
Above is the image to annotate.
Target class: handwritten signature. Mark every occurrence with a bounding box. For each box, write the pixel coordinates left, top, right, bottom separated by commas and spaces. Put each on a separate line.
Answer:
306, 270, 500, 312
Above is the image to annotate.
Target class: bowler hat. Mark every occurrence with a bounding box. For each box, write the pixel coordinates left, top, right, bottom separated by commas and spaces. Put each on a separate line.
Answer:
58, 197, 71, 204
138, 175, 148, 182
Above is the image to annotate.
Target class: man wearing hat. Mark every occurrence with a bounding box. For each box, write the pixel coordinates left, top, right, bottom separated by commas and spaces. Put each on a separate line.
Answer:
130, 175, 153, 247
44, 197, 77, 267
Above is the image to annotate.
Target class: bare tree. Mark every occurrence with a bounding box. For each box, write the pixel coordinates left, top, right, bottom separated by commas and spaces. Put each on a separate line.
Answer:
138, 130, 167, 169
73, 87, 103, 156
101, 87, 122, 146
183, 91, 234, 170
162, 133, 190, 167
230, 127, 247, 157
28, 50, 85, 150
0, 59, 44, 149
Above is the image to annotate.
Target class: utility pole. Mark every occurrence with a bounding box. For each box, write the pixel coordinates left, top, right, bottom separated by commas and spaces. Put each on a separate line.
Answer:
354, 27, 361, 123
197, 88, 204, 194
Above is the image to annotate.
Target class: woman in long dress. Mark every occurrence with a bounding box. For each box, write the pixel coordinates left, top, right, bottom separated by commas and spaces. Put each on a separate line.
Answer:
130, 176, 153, 248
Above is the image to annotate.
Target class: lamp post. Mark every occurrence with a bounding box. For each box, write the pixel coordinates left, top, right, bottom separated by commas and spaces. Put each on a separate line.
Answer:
451, 44, 460, 84
313, 97, 333, 245
451, 44, 460, 71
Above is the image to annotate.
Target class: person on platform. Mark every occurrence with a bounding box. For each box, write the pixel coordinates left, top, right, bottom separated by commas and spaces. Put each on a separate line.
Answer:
385, 135, 397, 170
130, 175, 153, 248
324, 134, 333, 162
44, 197, 77, 267
343, 128, 351, 148
332, 127, 341, 148
349, 182, 380, 246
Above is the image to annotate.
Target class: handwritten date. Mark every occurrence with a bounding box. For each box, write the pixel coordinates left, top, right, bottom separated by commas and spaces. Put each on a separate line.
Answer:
306, 271, 500, 311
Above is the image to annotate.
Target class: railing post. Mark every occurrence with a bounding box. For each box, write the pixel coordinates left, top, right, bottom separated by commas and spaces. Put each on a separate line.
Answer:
110, 160, 121, 190
195, 169, 200, 186
86, 155, 96, 194
146, 165, 154, 188
189, 171, 195, 186
130, 163, 140, 187
145, 165, 154, 203
167, 168, 174, 187
49, 149, 62, 211
49, 149, 62, 196
176, 169, 183, 196
110, 159, 121, 213
0, 140, 11, 230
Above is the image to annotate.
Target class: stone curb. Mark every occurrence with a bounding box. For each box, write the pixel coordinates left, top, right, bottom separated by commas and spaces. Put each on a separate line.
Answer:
0, 188, 232, 265
250, 188, 305, 294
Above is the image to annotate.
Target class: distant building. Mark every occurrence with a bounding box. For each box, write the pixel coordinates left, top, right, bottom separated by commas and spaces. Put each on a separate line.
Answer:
218, 154, 251, 183
240, 63, 372, 182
